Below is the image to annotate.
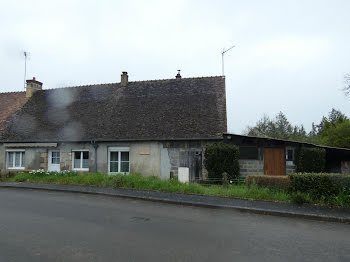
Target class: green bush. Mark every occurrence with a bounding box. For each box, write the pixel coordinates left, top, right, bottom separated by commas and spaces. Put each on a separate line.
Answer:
289, 173, 350, 200
245, 175, 290, 191
204, 143, 240, 180
295, 146, 326, 173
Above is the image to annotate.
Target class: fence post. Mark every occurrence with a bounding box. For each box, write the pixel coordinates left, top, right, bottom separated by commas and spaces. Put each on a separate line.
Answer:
222, 172, 228, 188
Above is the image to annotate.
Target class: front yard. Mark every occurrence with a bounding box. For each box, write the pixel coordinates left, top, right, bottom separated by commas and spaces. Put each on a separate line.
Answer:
2, 171, 350, 209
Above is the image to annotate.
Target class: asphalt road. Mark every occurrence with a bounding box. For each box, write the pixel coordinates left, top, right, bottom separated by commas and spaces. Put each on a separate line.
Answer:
0, 189, 349, 262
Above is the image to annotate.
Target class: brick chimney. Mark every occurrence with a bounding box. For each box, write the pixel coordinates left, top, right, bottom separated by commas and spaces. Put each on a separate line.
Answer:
26, 77, 43, 98
121, 72, 128, 87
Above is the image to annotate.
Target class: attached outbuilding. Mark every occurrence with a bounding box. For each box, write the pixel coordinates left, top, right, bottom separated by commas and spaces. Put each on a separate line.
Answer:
223, 133, 350, 176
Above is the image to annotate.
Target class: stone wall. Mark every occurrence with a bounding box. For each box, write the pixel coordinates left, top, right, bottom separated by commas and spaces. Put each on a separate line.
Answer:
60, 152, 72, 171
39, 152, 48, 170
239, 159, 264, 177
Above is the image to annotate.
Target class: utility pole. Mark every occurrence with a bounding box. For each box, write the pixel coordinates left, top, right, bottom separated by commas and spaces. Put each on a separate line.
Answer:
221, 45, 235, 76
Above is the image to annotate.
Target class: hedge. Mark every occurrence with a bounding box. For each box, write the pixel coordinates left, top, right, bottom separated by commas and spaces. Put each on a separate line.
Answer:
204, 143, 240, 180
290, 173, 350, 199
245, 175, 290, 191
295, 146, 326, 173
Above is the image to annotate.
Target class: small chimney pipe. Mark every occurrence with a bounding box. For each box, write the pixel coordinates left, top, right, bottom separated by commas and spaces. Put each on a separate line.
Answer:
175, 70, 181, 79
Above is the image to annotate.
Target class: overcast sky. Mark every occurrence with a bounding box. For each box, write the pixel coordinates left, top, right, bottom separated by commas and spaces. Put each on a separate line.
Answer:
1, 0, 349, 134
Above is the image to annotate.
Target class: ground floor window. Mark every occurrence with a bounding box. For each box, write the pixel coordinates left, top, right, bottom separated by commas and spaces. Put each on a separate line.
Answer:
286, 147, 295, 161
7, 150, 25, 169
239, 146, 259, 160
73, 150, 89, 171
108, 147, 130, 174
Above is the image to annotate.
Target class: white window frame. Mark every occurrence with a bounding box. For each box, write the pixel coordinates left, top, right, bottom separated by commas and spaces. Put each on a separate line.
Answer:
108, 147, 130, 174
72, 150, 89, 171
6, 149, 25, 170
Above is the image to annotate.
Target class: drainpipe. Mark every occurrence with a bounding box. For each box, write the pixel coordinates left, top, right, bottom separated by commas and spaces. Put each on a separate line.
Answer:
91, 141, 99, 173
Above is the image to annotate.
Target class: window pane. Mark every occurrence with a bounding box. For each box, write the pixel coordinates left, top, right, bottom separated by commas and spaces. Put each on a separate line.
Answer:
21, 152, 25, 167
240, 147, 258, 160
52, 152, 60, 164
8, 152, 13, 168
82, 159, 89, 169
74, 158, 81, 169
83, 151, 89, 159
121, 152, 129, 161
110, 152, 118, 161
121, 162, 129, 173
73, 151, 80, 168
287, 150, 293, 161
15, 152, 21, 167
75, 151, 81, 159
110, 161, 119, 172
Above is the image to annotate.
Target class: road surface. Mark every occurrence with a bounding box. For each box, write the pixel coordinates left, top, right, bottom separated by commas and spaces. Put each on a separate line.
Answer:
0, 188, 349, 262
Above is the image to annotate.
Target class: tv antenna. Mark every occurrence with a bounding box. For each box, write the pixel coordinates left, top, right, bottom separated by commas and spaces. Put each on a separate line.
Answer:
221, 45, 235, 76
23, 51, 30, 89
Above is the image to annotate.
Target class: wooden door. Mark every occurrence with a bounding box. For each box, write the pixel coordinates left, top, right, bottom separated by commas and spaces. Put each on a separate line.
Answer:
264, 148, 286, 176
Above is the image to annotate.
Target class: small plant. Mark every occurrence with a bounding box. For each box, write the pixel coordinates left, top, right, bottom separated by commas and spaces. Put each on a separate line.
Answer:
291, 192, 308, 205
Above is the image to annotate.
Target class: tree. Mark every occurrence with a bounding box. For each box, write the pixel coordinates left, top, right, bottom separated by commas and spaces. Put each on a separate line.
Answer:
319, 119, 350, 148
244, 115, 272, 138
244, 109, 349, 148
245, 112, 304, 140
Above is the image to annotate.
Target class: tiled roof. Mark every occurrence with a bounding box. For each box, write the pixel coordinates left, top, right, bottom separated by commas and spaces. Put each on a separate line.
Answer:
0, 76, 227, 142
0, 91, 28, 131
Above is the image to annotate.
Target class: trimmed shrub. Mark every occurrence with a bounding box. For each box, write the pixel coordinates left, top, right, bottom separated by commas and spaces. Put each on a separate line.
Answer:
245, 175, 290, 191
290, 173, 350, 199
295, 146, 326, 173
204, 143, 240, 180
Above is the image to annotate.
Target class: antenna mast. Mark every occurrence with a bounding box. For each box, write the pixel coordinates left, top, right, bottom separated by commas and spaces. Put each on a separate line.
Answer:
221, 45, 235, 76
23, 51, 29, 89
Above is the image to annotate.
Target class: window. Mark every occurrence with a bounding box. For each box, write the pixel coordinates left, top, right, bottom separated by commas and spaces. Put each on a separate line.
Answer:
51, 151, 60, 164
239, 146, 259, 160
73, 151, 89, 170
108, 147, 130, 174
286, 148, 294, 161
7, 150, 25, 169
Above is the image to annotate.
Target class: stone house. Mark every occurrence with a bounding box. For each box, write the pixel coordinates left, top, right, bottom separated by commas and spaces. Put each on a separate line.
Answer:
0, 72, 226, 180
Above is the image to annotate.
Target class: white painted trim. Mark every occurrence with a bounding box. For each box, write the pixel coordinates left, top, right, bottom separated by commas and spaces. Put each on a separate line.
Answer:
4, 143, 57, 148
6, 150, 25, 170
108, 147, 130, 152
73, 168, 89, 171
108, 147, 130, 175
6, 149, 25, 152
48, 150, 61, 172
72, 150, 90, 171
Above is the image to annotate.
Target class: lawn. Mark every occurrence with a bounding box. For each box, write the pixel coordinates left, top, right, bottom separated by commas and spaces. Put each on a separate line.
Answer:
2, 171, 349, 209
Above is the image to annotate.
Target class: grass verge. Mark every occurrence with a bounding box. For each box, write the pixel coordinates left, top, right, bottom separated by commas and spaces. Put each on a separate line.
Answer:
2, 172, 349, 209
